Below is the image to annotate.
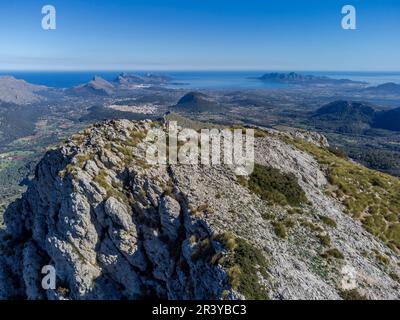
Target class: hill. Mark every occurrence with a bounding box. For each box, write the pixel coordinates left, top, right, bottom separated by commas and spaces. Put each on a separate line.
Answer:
310, 101, 376, 133
171, 92, 222, 113
373, 107, 400, 131
364, 82, 400, 95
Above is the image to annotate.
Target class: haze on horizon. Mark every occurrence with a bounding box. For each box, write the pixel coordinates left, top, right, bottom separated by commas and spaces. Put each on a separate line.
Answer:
0, 0, 399, 72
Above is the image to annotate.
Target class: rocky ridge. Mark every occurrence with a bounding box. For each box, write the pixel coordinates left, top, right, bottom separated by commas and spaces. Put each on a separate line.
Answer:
0, 119, 399, 300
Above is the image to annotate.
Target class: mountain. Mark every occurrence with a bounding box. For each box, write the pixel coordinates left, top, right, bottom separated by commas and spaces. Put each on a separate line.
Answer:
312, 100, 376, 121
364, 82, 400, 95
310, 101, 376, 133
171, 92, 222, 113
68, 76, 115, 96
0, 119, 399, 300
0, 76, 48, 105
0, 102, 46, 144
309, 100, 400, 133
114, 73, 171, 89
258, 72, 364, 85
373, 107, 400, 131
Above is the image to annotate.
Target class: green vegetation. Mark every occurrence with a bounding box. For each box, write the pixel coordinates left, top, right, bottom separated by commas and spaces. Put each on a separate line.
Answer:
300, 220, 323, 233
319, 215, 337, 228
215, 233, 269, 300
287, 207, 304, 215
197, 203, 213, 214
321, 248, 344, 260
285, 137, 400, 254
94, 169, 130, 204
71, 133, 86, 145
191, 238, 214, 262
272, 221, 288, 239
317, 233, 332, 247
240, 164, 307, 207
327, 146, 347, 159
372, 249, 389, 266
129, 129, 147, 145
389, 272, 400, 283
75, 153, 92, 168
339, 289, 368, 300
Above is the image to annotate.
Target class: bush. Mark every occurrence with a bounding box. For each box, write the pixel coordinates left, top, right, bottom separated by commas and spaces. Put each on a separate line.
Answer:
372, 249, 389, 266
339, 289, 367, 300
319, 215, 337, 228
327, 146, 347, 159
217, 234, 269, 300
317, 233, 331, 247
244, 164, 307, 207
321, 248, 344, 260
272, 221, 288, 239
301, 220, 323, 233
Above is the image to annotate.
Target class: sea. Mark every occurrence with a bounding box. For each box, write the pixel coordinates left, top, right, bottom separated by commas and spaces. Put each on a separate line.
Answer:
0, 70, 400, 89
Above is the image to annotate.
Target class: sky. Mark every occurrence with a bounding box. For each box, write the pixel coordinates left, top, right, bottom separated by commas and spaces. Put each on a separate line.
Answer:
0, 0, 399, 71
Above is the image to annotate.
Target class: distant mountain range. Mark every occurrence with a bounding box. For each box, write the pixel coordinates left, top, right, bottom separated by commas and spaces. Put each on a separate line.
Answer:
0, 73, 174, 103
364, 82, 400, 95
67, 73, 172, 96
257, 72, 365, 85
310, 100, 400, 133
115, 72, 171, 87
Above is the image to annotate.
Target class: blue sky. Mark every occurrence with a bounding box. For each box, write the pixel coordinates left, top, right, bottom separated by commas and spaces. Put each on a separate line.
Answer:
0, 0, 399, 71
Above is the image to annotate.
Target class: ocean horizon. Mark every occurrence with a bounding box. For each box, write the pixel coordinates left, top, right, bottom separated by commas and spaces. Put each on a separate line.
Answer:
1, 70, 400, 89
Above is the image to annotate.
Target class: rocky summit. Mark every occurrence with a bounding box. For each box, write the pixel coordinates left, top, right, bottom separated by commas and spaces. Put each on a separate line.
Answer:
0, 119, 399, 300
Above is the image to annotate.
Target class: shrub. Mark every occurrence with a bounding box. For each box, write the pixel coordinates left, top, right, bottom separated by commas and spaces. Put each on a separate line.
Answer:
272, 221, 288, 239
372, 249, 389, 266
317, 233, 331, 247
191, 238, 213, 261
327, 146, 347, 159
215, 232, 237, 251
319, 215, 337, 228
339, 289, 368, 300
197, 203, 213, 214
389, 272, 400, 283
321, 248, 344, 260
75, 154, 92, 168
301, 220, 324, 233
287, 208, 303, 215
217, 234, 269, 300
244, 164, 307, 207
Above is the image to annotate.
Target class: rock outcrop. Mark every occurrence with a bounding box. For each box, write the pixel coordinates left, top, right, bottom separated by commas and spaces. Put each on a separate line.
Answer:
0, 119, 399, 300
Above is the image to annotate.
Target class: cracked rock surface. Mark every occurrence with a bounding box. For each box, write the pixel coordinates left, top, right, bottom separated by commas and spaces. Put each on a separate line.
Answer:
0, 119, 399, 300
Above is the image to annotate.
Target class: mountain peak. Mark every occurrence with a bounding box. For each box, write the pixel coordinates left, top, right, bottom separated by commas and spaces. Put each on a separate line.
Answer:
0, 119, 399, 300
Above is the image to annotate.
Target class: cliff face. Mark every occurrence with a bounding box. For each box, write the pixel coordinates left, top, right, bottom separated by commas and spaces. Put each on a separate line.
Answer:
0, 119, 399, 300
